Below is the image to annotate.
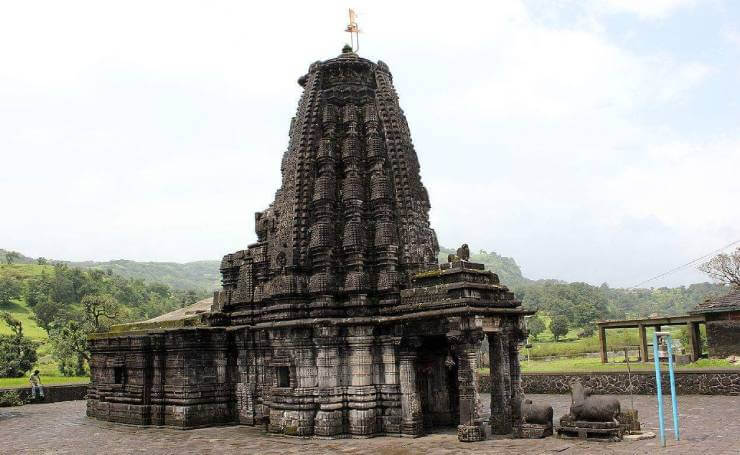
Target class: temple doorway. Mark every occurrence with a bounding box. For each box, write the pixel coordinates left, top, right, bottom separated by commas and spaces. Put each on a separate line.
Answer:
416, 336, 459, 431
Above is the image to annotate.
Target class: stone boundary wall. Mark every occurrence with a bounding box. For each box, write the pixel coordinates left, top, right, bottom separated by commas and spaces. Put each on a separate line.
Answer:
479, 370, 740, 395
1, 384, 88, 404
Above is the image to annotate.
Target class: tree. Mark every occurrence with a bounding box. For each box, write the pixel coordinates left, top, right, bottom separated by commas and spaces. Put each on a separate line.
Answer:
700, 247, 740, 287
36, 257, 48, 265
1, 311, 23, 337
82, 294, 122, 331
527, 316, 545, 341
25, 273, 51, 307
49, 320, 89, 376
549, 315, 569, 342
0, 312, 38, 377
0, 276, 22, 306
184, 290, 199, 306
32, 298, 72, 331
4, 251, 20, 264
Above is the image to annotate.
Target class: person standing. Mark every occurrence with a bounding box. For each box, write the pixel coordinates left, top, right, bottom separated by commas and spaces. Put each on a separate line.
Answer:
29, 370, 44, 400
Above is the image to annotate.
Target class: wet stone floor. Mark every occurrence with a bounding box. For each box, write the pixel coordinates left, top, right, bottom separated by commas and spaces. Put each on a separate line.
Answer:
2, 394, 739, 454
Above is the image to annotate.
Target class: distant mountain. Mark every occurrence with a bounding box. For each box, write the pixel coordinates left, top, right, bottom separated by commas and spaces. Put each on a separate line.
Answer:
2, 248, 221, 291
68, 259, 221, 292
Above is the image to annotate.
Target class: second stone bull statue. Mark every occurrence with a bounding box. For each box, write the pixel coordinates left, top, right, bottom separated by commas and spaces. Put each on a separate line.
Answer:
522, 399, 553, 425
569, 381, 621, 422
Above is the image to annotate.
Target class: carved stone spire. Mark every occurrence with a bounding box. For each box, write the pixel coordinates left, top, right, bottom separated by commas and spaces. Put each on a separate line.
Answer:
219, 48, 439, 321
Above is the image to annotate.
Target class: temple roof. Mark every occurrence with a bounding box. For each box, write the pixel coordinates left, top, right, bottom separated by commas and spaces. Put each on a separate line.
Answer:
145, 297, 213, 323
209, 47, 523, 325
691, 286, 740, 314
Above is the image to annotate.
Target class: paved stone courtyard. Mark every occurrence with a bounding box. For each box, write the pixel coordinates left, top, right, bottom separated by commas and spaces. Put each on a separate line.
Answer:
2, 394, 739, 454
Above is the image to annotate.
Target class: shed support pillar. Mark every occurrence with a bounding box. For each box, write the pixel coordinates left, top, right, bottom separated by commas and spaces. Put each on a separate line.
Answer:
599, 326, 608, 364
639, 324, 649, 363
687, 322, 702, 362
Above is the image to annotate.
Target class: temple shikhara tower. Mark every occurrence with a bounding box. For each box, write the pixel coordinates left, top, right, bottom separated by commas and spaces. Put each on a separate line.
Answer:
87, 46, 532, 442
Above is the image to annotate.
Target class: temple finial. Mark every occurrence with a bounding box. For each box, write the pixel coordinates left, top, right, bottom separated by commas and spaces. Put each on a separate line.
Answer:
345, 8, 360, 52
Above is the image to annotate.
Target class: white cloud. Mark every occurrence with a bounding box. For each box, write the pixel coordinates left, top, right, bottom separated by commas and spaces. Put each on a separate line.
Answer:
724, 28, 740, 48
0, 0, 735, 288
601, 0, 696, 19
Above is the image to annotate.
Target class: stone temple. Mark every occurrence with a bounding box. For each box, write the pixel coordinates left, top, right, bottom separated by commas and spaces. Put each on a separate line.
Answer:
87, 46, 532, 442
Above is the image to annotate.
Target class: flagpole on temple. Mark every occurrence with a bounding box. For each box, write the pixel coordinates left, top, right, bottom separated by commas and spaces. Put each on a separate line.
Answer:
345, 8, 360, 52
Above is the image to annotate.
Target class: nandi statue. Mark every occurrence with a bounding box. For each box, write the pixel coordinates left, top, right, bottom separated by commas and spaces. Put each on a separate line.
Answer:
518, 399, 554, 438
569, 381, 620, 422
557, 381, 623, 441
447, 243, 470, 262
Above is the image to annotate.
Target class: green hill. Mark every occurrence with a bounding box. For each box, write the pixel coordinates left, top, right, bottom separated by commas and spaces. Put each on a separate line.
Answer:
67, 259, 220, 292
2, 249, 221, 292
0, 264, 52, 339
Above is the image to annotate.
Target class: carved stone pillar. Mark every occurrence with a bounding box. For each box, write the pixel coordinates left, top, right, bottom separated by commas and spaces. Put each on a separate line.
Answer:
376, 334, 401, 433
347, 326, 377, 436
509, 327, 524, 438
489, 330, 512, 435
454, 332, 485, 442
313, 325, 343, 437
291, 327, 317, 436
235, 329, 257, 425
399, 338, 423, 436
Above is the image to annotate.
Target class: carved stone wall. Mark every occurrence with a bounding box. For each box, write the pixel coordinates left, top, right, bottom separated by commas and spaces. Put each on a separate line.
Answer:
87, 329, 233, 428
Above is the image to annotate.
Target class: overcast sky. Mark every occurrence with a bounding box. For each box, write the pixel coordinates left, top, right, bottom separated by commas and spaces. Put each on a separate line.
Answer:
2, 0, 739, 288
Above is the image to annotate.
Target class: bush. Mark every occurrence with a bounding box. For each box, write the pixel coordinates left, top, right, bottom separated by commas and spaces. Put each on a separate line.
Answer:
0, 335, 38, 377
527, 316, 546, 341
578, 324, 595, 338
0, 312, 38, 377
549, 315, 569, 342
0, 276, 22, 306
0, 389, 28, 407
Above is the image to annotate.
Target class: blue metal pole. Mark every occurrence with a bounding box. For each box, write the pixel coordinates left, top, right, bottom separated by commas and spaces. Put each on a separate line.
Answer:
665, 334, 680, 441
653, 332, 666, 447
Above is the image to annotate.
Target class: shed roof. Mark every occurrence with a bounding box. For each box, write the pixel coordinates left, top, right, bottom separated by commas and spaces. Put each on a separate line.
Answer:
690, 287, 740, 314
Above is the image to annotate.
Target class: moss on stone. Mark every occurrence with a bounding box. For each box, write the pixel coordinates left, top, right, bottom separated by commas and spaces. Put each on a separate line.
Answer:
90, 315, 206, 337
413, 269, 442, 279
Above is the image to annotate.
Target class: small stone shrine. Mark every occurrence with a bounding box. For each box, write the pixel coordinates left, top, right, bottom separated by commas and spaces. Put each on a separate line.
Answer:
87, 46, 532, 442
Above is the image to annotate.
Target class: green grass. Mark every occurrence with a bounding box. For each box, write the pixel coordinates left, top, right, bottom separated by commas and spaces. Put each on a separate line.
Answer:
528, 329, 639, 358
479, 357, 740, 374
0, 375, 89, 388
0, 357, 88, 388
0, 263, 54, 278
0, 264, 54, 340
526, 323, 690, 359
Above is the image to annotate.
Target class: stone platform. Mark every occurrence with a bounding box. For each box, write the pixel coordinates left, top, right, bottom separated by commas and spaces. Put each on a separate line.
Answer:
4, 394, 740, 454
